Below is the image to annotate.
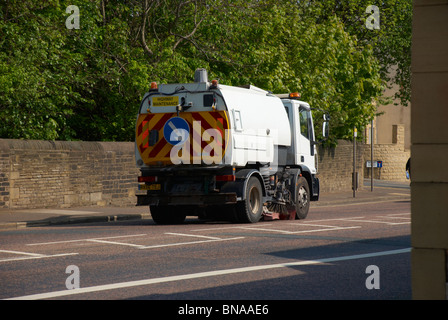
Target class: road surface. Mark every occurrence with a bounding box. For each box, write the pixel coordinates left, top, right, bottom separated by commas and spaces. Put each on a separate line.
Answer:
1, 199, 411, 303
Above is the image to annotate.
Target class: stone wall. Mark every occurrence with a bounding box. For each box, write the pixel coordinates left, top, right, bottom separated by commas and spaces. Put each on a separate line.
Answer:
0, 139, 139, 209
317, 140, 364, 193
363, 124, 410, 182
0, 137, 395, 209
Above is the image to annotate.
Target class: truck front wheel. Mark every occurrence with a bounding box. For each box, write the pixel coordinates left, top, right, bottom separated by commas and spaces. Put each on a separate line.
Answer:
235, 176, 263, 223
295, 177, 310, 219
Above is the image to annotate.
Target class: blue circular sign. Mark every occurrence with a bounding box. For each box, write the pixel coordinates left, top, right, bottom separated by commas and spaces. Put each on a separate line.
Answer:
163, 117, 190, 145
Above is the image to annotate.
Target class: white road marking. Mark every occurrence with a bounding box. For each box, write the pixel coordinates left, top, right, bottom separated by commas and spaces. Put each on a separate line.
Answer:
190, 224, 275, 232
0, 252, 78, 263
235, 225, 361, 234
5, 247, 411, 300
137, 236, 245, 249
312, 197, 409, 208
23, 233, 243, 251
165, 232, 223, 240
288, 226, 362, 234
26, 234, 148, 246
379, 216, 410, 220
341, 219, 410, 225
291, 213, 411, 226
298, 223, 350, 228
12, 209, 100, 216
378, 213, 411, 220
294, 216, 366, 224
86, 239, 146, 248
0, 249, 46, 257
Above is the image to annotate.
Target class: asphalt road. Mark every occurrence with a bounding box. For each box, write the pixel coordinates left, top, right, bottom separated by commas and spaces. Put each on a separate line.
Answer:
0, 199, 411, 303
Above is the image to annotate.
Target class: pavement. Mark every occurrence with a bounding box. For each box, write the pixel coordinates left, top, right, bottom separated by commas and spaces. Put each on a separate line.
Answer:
0, 179, 410, 230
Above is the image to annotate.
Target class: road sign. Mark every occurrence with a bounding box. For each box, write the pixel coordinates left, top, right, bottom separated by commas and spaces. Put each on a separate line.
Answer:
366, 160, 383, 168
163, 117, 190, 145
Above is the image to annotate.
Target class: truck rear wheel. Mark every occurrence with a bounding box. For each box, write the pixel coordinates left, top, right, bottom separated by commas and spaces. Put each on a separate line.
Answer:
150, 205, 186, 225
295, 177, 310, 219
235, 176, 263, 223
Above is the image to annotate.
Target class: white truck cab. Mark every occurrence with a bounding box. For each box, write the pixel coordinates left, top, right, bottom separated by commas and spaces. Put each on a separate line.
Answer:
283, 99, 317, 174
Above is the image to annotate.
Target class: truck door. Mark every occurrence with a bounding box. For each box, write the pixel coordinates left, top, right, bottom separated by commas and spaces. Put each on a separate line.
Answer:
296, 104, 316, 173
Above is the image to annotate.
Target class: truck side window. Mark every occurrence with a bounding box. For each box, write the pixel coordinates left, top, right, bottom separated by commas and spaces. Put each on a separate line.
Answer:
299, 107, 311, 140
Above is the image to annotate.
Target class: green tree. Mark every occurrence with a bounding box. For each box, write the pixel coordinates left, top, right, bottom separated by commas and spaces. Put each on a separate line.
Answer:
0, 0, 149, 141
168, 0, 383, 141
301, 0, 413, 106
0, 1, 78, 140
0, 0, 400, 143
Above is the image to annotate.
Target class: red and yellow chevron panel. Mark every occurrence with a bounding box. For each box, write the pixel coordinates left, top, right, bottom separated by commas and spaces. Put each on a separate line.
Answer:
136, 111, 230, 165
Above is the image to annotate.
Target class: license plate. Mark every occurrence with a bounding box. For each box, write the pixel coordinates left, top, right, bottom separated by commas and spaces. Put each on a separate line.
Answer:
139, 184, 161, 191
171, 183, 202, 193
152, 96, 179, 107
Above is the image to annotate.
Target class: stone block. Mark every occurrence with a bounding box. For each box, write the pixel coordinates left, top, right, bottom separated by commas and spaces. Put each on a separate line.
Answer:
10, 187, 19, 200
411, 248, 447, 300
412, 144, 448, 183
412, 182, 448, 248
90, 192, 102, 202
64, 194, 78, 205
411, 72, 448, 144
412, 4, 448, 73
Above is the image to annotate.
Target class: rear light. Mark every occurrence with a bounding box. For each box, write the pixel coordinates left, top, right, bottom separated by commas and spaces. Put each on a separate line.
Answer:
216, 175, 235, 182
138, 176, 158, 183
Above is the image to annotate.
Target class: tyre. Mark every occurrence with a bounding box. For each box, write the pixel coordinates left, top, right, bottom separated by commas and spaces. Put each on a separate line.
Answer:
149, 205, 186, 224
295, 176, 310, 219
235, 176, 263, 223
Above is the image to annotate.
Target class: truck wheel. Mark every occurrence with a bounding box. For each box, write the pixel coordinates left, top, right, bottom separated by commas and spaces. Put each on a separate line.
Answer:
235, 176, 263, 223
150, 205, 186, 225
295, 177, 310, 219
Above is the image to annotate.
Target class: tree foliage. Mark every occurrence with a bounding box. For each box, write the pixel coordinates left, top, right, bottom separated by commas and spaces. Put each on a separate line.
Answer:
303, 0, 413, 106
0, 0, 412, 142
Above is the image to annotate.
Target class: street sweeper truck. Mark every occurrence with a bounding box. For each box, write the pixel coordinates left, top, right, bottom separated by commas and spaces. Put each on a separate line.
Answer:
135, 68, 329, 224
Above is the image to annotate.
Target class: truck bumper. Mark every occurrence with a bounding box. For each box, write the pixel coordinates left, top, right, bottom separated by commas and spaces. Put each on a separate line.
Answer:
136, 193, 238, 206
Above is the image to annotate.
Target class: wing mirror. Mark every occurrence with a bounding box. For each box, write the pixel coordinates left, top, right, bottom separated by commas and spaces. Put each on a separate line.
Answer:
322, 113, 330, 139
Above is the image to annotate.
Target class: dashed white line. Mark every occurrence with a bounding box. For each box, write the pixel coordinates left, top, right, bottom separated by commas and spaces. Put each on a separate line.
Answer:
0, 252, 78, 263
297, 217, 366, 224
165, 232, 223, 240
26, 234, 148, 246
342, 219, 410, 225
138, 236, 245, 250
235, 225, 361, 234
288, 226, 362, 234
86, 239, 146, 248
190, 224, 276, 232
0, 249, 46, 257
